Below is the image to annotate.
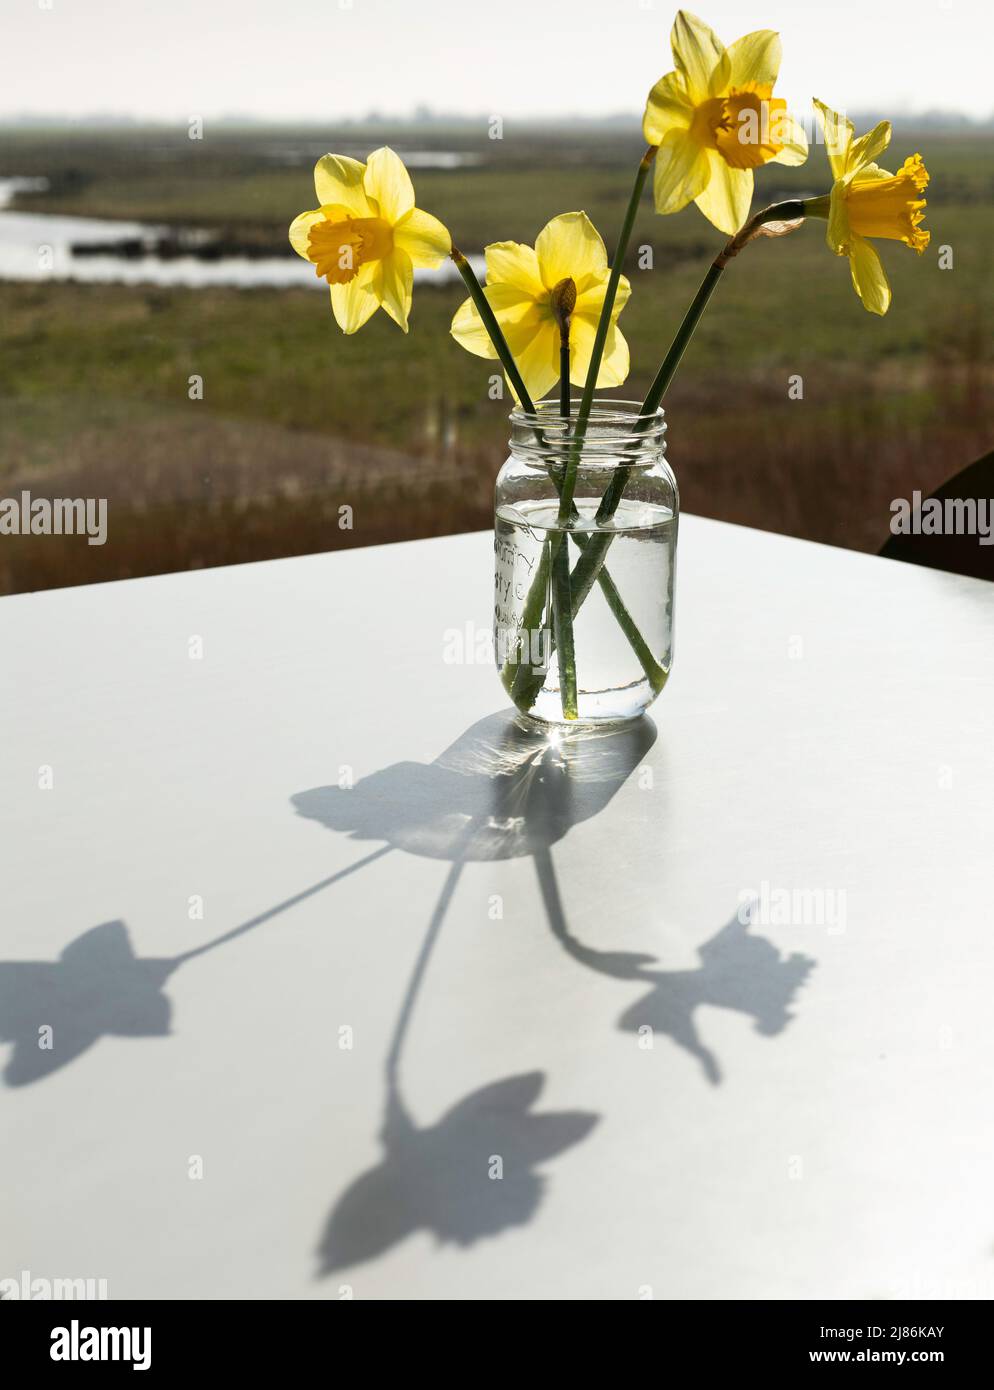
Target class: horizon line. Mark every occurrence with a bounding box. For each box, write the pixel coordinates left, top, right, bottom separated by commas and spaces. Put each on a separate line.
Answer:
2, 107, 993, 130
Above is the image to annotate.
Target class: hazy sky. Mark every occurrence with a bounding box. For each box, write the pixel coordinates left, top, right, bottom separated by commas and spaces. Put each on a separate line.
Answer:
3, 0, 992, 121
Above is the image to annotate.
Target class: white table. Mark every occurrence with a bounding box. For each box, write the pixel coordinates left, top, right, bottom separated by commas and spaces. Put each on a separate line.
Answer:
3, 517, 993, 1300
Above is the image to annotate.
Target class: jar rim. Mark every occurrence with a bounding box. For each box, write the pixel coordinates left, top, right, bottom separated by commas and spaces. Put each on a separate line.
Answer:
508, 397, 666, 464
510, 397, 665, 427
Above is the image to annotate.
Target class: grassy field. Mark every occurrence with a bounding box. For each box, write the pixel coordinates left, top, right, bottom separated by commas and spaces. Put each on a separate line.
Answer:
1, 121, 992, 592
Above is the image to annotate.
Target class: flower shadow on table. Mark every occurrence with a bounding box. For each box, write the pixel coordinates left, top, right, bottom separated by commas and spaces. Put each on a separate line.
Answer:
0, 921, 176, 1087
317, 1071, 598, 1274
0, 847, 392, 1088
537, 869, 816, 1085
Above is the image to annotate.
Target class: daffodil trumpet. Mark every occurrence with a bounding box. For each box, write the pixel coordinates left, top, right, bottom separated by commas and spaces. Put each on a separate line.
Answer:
801, 99, 930, 316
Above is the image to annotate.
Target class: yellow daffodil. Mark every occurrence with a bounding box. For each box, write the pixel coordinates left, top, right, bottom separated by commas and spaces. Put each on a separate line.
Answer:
289, 146, 451, 334
807, 100, 930, 316
450, 212, 630, 402
642, 9, 807, 236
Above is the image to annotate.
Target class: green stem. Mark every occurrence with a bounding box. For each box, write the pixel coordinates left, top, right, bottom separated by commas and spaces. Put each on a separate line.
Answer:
550, 563, 578, 718
556, 145, 657, 524
641, 200, 805, 422
552, 329, 578, 717
564, 199, 807, 615
559, 336, 570, 420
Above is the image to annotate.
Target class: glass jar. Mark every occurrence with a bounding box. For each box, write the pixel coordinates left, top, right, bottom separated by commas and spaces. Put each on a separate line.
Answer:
494, 399, 678, 724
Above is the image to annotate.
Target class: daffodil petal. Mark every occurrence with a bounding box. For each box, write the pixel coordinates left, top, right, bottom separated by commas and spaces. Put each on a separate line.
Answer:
694, 152, 752, 235
708, 50, 732, 97
449, 284, 535, 359
535, 211, 608, 291
375, 249, 413, 332
846, 120, 892, 177
569, 319, 630, 389
827, 180, 851, 255
612, 271, 632, 316
602, 325, 631, 389
848, 235, 891, 315
652, 128, 711, 217
770, 111, 809, 166
597, 324, 630, 388
289, 209, 323, 261
450, 296, 496, 359
363, 147, 415, 225
393, 207, 451, 268
488, 282, 544, 320
314, 155, 371, 216
850, 162, 893, 184
670, 9, 725, 105
574, 270, 630, 321
642, 70, 693, 145
501, 319, 560, 403
484, 241, 546, 298
813, 99, 854, 182
724, 29, 781, 88
329, 262, 379, 334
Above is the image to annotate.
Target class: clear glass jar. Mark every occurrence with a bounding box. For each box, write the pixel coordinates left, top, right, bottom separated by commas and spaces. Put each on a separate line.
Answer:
494, 399, 678, 724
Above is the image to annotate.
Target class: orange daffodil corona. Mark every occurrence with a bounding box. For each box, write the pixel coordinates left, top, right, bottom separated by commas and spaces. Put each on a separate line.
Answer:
642, 10, 808, 236
450, 212, 631, 402
804, 100, 930, 316
289, 147, 451, 333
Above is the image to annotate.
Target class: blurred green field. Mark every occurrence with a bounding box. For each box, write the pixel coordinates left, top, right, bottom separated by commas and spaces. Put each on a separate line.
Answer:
1, 121, 992, 592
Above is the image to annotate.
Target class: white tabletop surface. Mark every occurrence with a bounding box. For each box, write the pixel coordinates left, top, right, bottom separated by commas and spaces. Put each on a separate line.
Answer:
2, 516, 993, 1301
